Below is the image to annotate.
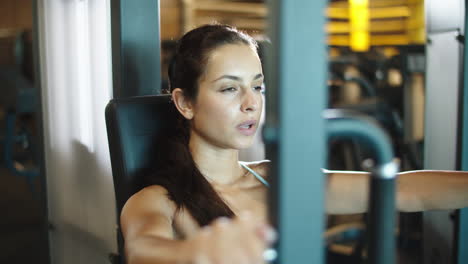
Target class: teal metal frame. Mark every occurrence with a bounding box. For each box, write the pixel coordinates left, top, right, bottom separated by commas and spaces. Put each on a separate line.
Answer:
32, 0, 52, 263
457, 10, 468, 262
111, 0, 162, 98
264, 1, 328, 263
325, 110, 398, 264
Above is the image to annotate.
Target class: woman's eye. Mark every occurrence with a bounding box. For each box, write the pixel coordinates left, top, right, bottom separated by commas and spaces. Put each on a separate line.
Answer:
254, 85, 265, 94
221, 87, 237, 92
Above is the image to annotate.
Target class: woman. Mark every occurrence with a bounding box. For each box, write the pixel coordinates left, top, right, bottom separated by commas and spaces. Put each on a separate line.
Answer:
121, 24, 468, 264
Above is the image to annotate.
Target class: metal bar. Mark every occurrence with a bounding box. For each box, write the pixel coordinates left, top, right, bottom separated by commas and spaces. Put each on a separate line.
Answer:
456, 7, 468, 262
327, 6, 411, 19
31, 0, 51, 262
111, 0, 162, 98
325, 109, 398, 264
423, 30, 461, 264
329, 0, 422, 8
328, 34, 422, 47
367, 178, 397, 264
264, 1, 328, 263
325, 111, 394, 164
327, 20, 422, 34
192, 1, 267, 16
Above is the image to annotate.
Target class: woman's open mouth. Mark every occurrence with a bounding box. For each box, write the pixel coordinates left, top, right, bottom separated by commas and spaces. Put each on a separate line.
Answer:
237, 120, 257, 136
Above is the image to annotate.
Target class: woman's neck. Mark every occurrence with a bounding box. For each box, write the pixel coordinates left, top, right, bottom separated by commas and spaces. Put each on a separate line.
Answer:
189, 135, 243, 186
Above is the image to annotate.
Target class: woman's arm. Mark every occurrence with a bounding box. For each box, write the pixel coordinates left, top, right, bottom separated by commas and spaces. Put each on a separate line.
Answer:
121, 185, 275, 264
121, 185, 189, 264
397, 170, 468, 211
325, 169, 468, 214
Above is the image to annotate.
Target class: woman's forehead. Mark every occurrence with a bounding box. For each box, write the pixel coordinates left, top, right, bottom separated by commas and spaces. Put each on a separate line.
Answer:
203, 44, 262, 80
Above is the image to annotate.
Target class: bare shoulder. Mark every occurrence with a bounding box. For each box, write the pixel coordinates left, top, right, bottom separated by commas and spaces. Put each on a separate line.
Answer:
121, 185, 177, 239
123, 185, 176, 213
241, 159, 270, 179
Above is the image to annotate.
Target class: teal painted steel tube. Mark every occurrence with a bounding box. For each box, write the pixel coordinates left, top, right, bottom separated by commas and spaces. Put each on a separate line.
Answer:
325, 109, 398, 264
457, 9, 468, 263
111, 0, 162, 98
457, 210, 468, 263
32, 0, 51, 262
264, 0, 328, 263
325, 110, 394, 165
367, 178, 396, 264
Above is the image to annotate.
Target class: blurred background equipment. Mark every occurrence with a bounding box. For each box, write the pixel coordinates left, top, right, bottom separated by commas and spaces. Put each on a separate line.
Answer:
0, 0, 49, 263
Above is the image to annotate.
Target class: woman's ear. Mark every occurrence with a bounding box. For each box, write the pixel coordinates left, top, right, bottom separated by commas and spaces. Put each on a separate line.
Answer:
172, 88, 194, 120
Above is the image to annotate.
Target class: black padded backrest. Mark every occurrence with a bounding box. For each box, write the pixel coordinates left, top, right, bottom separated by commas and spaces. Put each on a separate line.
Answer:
105, 95, 177, 263
105, 94, 176, 218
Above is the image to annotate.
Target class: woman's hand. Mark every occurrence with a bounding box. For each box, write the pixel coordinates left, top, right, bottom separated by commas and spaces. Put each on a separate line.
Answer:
182, 213, 277, 264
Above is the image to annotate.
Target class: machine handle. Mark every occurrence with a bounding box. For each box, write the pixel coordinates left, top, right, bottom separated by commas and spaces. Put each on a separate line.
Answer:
325, 109, 398, 264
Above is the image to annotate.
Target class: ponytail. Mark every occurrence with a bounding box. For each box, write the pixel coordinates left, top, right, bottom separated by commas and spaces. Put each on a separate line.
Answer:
142, 104, 234, 226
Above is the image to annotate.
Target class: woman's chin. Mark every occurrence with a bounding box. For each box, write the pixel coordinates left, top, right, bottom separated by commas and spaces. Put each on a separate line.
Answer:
234, 139, 255, 150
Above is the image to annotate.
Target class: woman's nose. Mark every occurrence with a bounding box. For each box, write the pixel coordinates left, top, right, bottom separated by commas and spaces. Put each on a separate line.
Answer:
241, 89, 259, 112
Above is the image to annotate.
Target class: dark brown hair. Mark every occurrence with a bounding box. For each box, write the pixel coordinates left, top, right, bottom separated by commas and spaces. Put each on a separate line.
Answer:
145, 24, 258, 227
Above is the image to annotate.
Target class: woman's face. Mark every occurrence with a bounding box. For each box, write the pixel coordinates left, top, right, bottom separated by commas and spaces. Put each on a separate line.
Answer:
190, 43, 264, 150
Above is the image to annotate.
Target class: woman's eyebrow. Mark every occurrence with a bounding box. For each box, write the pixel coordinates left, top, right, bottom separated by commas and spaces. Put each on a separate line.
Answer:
213, 75, 241, 82
212, 73, 263, 82
253, 73, 264, 80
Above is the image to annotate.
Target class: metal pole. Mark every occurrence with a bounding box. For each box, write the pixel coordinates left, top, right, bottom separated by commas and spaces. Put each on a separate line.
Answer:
325, 109, 398, 264
456, 4, 468, 262
110, 0, 162, 98
264, 0, 328, 263
32, 0, 51, 262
